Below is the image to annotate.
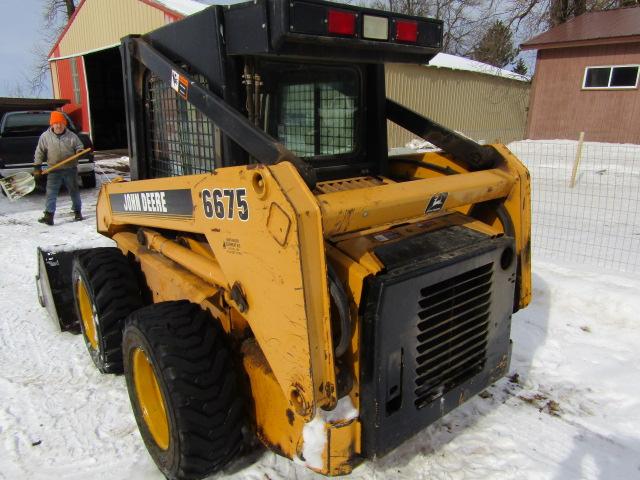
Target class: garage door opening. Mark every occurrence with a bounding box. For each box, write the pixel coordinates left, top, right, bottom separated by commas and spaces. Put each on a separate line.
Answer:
84, 47, 127, 151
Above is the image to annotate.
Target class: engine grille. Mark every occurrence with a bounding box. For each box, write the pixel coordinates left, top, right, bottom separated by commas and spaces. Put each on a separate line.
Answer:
359, 226, 515, 458
414, 263, 492, 408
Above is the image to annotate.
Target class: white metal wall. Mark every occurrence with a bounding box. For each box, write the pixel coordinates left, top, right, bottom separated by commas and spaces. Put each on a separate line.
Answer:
386, 64, 531, 147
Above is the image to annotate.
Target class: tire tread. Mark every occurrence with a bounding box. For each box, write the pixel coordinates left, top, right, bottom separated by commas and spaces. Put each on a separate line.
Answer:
124, 301, 243, 480
73, 247, 143, 373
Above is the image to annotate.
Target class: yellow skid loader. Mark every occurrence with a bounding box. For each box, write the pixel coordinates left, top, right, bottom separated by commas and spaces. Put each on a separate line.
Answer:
36, 1, 531, 478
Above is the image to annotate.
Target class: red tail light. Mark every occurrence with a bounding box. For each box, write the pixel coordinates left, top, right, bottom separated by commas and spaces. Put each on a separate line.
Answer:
328, 9, 357, 36
395, 20, 418, 43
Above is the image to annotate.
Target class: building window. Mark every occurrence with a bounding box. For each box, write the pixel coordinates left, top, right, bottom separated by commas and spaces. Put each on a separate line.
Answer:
583, 65, 639, 89
70, 58, 81, 104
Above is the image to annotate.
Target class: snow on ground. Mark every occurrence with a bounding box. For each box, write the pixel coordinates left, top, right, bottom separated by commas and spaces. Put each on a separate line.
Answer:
1, 151, 640, 479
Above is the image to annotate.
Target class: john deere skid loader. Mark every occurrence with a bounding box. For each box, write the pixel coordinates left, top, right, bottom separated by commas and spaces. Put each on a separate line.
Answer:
36, 1, 531, 478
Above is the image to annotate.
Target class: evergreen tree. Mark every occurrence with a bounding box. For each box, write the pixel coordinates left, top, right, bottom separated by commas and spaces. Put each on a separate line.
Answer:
513, 58, 529, 76
470, 20, 519, 69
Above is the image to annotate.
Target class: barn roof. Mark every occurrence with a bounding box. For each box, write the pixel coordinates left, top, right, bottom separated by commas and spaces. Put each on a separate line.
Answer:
48, 0, 242, 60
152, 0, 243, 16
521, 7, 640, 50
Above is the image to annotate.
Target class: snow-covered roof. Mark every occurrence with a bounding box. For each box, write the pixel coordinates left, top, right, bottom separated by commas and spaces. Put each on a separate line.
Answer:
428, 53, 530, 82
153, 0, 244, 16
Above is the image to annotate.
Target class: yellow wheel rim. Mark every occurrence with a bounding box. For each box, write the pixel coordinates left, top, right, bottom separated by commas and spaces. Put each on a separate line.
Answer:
76, 278, 97, 350
132, 347, 170, 450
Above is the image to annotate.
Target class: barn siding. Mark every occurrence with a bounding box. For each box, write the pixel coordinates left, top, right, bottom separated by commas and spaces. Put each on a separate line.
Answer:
386, 64, 530, 148
78, 57, 90, 133
55, 59, 73, 107
52, 57, 88, 132
49, 61, 60, 99
527, 43, 640, 143
56, 0, 169, 58
49, 0, 183, 136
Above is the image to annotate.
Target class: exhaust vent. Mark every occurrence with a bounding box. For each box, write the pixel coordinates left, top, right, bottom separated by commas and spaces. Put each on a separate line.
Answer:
358, 225, 515, 458
414, 263, 492, 408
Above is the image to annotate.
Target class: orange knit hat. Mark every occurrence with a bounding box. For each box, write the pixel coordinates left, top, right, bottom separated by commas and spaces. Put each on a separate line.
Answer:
49, 111, 67, 126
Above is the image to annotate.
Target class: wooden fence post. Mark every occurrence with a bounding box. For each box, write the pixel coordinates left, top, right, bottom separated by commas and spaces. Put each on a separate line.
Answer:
570, 131, 585, 188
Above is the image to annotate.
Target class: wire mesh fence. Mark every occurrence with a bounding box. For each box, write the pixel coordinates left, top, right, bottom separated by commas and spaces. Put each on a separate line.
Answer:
401, 128, 640, 274
507, 136, 640, 274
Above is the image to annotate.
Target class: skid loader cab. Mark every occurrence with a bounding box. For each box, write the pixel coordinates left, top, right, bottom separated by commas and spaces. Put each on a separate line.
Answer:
124, 0, 445, 183
37, 1, 532, 478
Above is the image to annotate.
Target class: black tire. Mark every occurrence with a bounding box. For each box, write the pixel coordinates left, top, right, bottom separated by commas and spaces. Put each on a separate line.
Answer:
80, 171, 96, 188
72, 247, 144, 373
123, 301, 244, 480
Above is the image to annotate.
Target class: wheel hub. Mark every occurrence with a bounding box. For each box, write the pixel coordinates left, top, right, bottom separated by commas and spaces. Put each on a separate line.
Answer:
76, 278, 98, 349
132, 347, 170, 450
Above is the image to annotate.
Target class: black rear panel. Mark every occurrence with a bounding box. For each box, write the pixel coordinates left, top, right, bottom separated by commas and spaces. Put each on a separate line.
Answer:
359, 226, 515, 457
224, 0, 442, 63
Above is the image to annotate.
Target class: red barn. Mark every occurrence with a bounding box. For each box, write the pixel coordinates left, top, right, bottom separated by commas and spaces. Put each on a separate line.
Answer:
522, 7, 640, 143
48, 0, 208, 150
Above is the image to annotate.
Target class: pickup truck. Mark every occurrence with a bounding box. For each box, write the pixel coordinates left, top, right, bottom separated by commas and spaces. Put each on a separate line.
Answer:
0, 111, 95, 189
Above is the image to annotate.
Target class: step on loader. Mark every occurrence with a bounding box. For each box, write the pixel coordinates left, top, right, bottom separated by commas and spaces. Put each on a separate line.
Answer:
36, 0, 531, 478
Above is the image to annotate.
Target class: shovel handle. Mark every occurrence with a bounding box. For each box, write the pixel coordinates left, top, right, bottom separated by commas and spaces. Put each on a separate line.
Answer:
42, 148, 92, 175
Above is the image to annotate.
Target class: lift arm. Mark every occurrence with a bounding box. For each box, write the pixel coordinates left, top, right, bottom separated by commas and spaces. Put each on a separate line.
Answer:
121, 36, 317, 188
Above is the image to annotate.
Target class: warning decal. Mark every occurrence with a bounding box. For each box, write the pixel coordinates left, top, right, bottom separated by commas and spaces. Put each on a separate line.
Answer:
170, 70, 189, 100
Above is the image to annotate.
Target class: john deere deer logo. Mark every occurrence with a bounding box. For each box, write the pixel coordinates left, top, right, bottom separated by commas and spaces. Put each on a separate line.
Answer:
426, 192, 448, 213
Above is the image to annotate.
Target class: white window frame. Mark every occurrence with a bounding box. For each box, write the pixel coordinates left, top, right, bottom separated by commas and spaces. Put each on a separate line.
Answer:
582, 64, 640, 90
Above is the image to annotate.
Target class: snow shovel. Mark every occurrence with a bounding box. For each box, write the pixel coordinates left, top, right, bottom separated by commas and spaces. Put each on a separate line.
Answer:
0, 148, 92, 201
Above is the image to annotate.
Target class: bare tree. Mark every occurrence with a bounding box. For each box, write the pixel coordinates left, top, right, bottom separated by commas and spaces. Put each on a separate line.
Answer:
367, 0, 488, 54
368, 0, 432, 16
3, 77, 31, 98
29, 0, 77, 96
499, 0, 620, 34
435, 0, 486, 55
356, 0, 631, 76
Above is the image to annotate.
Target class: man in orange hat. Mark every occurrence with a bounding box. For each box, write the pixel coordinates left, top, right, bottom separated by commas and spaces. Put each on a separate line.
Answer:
33, 111, 86, 225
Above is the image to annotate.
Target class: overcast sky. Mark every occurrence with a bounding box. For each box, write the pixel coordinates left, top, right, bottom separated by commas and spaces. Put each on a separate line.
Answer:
0, 0, 53, 97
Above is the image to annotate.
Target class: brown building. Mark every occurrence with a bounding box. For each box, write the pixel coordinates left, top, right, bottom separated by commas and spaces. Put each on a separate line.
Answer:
522, 7, 640, 143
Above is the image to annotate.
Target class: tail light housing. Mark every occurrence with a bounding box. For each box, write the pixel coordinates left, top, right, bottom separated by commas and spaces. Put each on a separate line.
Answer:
395, 20, 418, 43
286, 1, 442, 48
328, 9, 357, 36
